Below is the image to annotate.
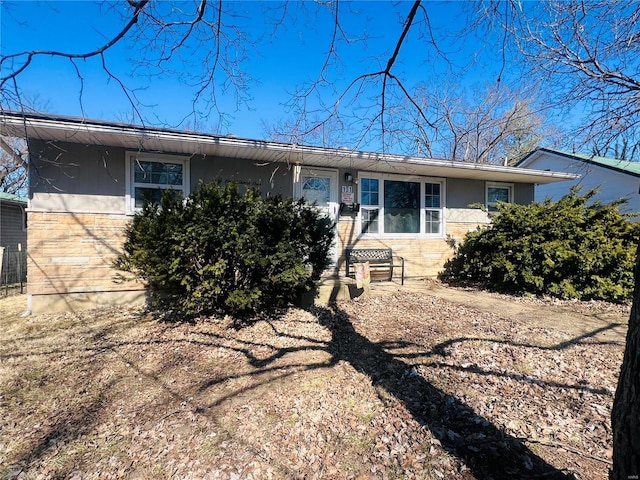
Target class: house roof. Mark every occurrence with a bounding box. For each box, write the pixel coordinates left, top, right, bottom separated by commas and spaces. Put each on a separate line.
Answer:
1, 111, 578, 185
0, 191, 27, 206
518, 147, 640, 178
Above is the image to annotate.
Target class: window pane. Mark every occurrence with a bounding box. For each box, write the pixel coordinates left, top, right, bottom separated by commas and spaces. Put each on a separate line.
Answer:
302, 176, 330, 206
134, 187, 183, 208
361, 208, 379, 234
361, 178, 379, 206
425, 210, 441, 234
134, 161, 183, 185
425, 182, 441, 208
134, 187, 165, 208
488, 187, 510, 203
165, 164, 183, 185
384, 180, 420, 233
134, 162, 149, 183
150, 162, 166, 184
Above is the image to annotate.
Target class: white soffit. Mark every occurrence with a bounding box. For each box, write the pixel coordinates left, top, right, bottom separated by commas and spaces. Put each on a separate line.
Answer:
1, 112, 578, 184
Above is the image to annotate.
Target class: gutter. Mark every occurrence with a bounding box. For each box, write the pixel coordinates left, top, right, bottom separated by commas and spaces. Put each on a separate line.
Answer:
2, 110, 579, 183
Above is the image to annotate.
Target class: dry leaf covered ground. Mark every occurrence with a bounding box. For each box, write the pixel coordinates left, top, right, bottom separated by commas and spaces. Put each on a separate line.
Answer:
0, 282, 628, 479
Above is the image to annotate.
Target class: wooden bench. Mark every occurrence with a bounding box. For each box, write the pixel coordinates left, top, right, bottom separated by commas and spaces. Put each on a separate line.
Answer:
345, 247, 405, 285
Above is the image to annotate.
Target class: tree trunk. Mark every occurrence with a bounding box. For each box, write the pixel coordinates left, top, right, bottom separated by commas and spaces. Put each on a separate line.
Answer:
610, 244, 640, 479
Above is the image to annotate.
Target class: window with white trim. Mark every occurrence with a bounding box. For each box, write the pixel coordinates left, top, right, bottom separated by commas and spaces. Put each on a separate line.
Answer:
486, 182, 513, 212
126, 153, 190, 214
359, 175, 444, 236
360, 178, 380, 234
424, 182, 442, 233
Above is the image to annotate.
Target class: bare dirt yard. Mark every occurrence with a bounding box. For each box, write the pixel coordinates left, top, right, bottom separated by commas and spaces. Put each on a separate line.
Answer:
0, 281, 629, 479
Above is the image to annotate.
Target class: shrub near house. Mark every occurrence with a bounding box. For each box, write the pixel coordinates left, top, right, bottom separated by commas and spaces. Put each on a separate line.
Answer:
440, 188, 640, 302
115, 181, 335, 318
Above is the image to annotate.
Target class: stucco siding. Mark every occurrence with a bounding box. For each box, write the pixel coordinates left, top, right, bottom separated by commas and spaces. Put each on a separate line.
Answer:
190, 155, 294, 197
446, 178, 485, 209
514, 183, 534, 205
29, 140, 127, 197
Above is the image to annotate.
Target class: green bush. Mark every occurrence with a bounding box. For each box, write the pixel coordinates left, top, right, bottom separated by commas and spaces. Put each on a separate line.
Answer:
115, 181, 334, 317
440, 188, 640, 302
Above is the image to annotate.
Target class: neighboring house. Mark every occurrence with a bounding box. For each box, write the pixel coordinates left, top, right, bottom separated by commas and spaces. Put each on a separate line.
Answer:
517, 148, 640, 214
0, 112, 576, 313
0, 191, 27, 286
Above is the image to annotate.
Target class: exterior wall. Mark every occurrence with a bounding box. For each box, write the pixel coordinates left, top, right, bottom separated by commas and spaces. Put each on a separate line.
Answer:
514, 183, 535, 205
26, 211, 145, 313
26, 140, 297, 312
333, 177, 533, 279
26, 141, 138, 312
335, 208, 488, 279
446, 178, 533, 209
521, 154, 640, 214
28, 140, 295, 211
446, 178, 485, 208
29, 140, 127, 214
26, 138, 538, 311
29, 140, 128, 199
191, 155, 293, 197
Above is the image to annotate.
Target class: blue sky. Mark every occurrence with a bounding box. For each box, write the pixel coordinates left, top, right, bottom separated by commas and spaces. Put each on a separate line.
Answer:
1, 1, 506, 144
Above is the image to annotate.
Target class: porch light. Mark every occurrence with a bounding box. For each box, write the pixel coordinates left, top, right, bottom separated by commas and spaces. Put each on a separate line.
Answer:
344, 172, 354, 183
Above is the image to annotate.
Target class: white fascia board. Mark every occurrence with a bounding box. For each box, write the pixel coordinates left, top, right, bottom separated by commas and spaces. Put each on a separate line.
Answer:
1, 111, 579, 184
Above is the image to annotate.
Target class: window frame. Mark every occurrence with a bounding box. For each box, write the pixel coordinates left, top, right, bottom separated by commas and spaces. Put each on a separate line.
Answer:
486, 182, 514, 213
357, 173, 445, 238
125, 152, 191, 215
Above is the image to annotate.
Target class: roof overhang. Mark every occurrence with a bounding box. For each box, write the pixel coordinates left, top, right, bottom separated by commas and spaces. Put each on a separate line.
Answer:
1, 111, 579, 185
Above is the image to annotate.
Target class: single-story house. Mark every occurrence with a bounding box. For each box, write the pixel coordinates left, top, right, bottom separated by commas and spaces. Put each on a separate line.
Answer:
0, 111, 577, 313
0, 191, 27, 286
517, 148, 640, 214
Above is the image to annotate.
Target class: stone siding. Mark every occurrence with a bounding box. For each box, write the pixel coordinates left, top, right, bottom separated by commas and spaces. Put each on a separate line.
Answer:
336, 217, 486, 279
27, 211, 144, 312
26, 210, 487, 312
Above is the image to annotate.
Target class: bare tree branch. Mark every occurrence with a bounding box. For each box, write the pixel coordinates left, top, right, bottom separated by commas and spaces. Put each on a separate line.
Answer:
477, 0, 640, 157
0, 1, 149, 90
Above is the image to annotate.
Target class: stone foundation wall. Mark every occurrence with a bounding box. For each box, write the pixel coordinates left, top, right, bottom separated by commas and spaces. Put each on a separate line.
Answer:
27, 211, 144, 312
26, 210, 487, 312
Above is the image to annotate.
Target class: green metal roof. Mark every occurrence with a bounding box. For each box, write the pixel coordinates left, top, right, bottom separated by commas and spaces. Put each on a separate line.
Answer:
520, 148, 640, 177
566, 150, 640, 176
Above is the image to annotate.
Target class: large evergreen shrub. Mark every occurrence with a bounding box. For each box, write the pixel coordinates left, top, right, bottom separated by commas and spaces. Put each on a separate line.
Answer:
115, 181, 334, 317
440, 188, 640, 302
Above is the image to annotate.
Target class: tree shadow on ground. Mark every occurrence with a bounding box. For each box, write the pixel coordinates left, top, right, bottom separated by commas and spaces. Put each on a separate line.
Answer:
313, 303, 575, 480
429, 322, 625, 357
2, 298, 585, 478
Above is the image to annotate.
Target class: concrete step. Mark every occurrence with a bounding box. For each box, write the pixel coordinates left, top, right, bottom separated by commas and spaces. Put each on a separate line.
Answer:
300, 276, 407, 306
